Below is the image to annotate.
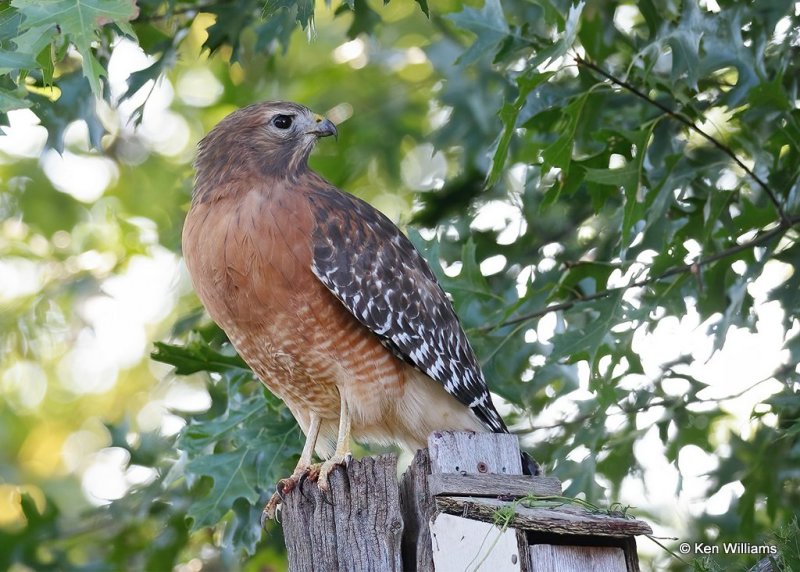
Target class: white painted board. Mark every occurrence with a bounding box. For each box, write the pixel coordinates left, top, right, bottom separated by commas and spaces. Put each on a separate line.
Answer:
430, 513, 523, 572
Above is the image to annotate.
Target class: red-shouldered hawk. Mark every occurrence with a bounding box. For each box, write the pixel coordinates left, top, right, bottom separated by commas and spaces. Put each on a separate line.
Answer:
182, 101, 538, 522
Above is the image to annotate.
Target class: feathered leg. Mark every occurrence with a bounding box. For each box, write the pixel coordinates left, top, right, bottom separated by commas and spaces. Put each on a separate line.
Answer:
318, 392, 351, 490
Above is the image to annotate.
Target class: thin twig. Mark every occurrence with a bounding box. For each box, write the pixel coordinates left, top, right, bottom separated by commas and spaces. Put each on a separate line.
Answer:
645, 534, 693, 567
575, 55, 791, 227
530, 364, 794, 432
481, 214, 800, 332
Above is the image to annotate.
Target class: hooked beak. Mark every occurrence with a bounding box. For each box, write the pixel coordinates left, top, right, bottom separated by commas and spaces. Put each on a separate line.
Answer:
308, 115, 338, 140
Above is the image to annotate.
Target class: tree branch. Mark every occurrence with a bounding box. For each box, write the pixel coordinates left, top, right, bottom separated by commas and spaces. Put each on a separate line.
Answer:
574, 55, 791, 227
479, 58, 800, 333
529, 364, 793, 433
481, 214, 800, 332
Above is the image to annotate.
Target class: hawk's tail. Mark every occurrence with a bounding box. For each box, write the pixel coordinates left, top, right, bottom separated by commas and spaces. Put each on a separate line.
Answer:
521, 450, 541, 476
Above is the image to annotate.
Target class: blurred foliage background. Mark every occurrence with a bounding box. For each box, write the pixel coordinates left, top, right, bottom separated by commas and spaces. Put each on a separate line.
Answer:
1, 0, 800, 570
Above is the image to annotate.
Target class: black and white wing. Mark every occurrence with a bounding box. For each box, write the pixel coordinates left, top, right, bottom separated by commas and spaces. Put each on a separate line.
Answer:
307, 184, 508, 433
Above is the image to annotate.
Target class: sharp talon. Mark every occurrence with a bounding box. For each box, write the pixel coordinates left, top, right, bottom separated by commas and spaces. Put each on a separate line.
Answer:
262, 491, 283, 527
275, 481, 287, 502
298, 471, 312, 501
276, 477, 298, 501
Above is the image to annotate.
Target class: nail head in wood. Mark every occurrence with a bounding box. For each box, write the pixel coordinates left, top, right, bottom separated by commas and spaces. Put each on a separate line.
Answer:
428, 431, 523, 475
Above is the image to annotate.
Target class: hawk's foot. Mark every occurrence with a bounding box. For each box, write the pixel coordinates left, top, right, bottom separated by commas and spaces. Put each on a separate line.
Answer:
261, 464, 314, 527
260, 456, 351, 526
318, 452, 352, 491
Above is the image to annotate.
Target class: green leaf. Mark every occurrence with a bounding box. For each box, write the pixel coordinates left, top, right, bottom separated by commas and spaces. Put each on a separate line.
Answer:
660, 0, 702, 89
585, 125, 656, 256
223, 498, 266, 557
558, 455, 605, 499
0, 49, 37, 73
489, 70, 553, 187
549, 290, 627, 368
123, 42, 176, 124
446, 0, 509, 66
746, 76, 792, 113
457, 239, 491, 296
552, 261, 616, 300
340, 0, 382, 38
541, 92, 590, 177
583, 162, 639, 186
186, 449, 261, 529
0, 82, 30, 117
176, 368, 302, 545
151, 340, 249, 375
29, 70, 104, 152
529, 1, 584, 68
12, 0, 139, 96
295, 0, 315, 29
254, 8, 295, 55
0, 6, 38, 64
707, 256, 765, 352
768, 241, 800, 325
205, 0, 260, 58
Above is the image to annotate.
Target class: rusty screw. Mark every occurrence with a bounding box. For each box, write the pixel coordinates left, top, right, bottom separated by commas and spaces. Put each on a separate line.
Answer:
477, 461, 488, 473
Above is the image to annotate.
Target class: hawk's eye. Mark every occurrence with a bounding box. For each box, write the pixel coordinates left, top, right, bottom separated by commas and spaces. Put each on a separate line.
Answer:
272, 114, 293, 129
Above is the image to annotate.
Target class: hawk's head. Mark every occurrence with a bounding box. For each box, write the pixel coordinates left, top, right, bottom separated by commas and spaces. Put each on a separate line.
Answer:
194, 101, 337, 202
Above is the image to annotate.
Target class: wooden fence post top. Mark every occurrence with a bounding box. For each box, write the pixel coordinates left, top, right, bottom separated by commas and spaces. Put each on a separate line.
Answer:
428, 431, 523, 475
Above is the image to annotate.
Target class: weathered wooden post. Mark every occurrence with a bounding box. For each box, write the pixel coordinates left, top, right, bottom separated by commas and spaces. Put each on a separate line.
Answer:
281, 454, 404, 571
280, 432, 652, 571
